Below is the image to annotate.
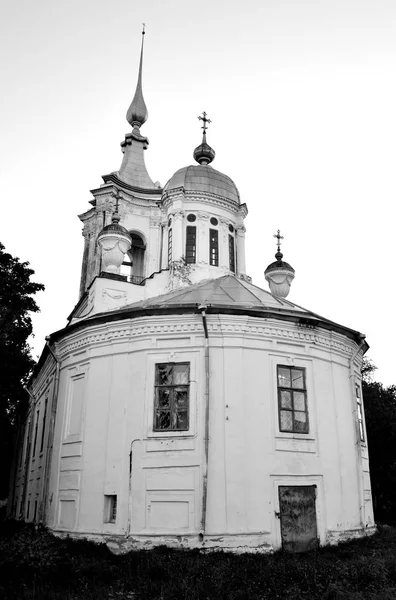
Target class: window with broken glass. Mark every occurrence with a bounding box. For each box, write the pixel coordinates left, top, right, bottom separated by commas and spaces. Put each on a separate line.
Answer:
154, 363, 190, 431
277, 366, 309, 434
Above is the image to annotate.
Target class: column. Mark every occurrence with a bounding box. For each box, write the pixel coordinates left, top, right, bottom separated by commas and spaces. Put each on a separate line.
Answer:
197, 211, 209, 265
170, 210, 185, 262
219, 219, 230, 270
148, 217, 161, 274
235, 226, 246, 275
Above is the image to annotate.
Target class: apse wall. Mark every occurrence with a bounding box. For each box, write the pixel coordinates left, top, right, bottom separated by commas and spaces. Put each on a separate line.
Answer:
12, 312, 374, 552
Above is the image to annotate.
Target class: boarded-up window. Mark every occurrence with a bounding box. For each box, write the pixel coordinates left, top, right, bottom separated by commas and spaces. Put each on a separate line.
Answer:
154, 363, 190, 431
67, 375, 85, 438
277, 366, 309, 434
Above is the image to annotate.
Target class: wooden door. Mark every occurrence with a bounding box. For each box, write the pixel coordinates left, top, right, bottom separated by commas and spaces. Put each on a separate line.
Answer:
278, 485, 318, 552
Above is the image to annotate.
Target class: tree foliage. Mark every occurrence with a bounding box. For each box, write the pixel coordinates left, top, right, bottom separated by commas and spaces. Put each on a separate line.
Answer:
362, 358, 396, 523
0, 242, 44, 499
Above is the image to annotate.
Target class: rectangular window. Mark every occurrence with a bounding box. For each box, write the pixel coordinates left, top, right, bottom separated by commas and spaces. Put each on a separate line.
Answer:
277, 366, 309, 434
154, 363, 190, 431
229, 234, 235, 272
104, 495, 117, 523
209, 229, 219, 266
168, 228, 172, 266
40, 398, 48, 453
356, 385, 365, 442
32, 410, 39, 457
185, 226, 196, 264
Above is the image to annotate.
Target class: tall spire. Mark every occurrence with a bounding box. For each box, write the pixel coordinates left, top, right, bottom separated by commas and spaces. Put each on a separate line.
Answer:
126, 25, 148, 129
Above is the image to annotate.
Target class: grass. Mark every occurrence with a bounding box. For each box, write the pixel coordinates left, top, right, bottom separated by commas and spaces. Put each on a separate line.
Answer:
1, 521, 396, 599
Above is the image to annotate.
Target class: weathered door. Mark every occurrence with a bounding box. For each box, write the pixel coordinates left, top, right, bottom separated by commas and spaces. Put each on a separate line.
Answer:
278, 485, 318, 552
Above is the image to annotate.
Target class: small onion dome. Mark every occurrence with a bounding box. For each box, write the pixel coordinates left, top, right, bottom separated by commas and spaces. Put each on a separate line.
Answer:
264, 251, 295, 298
97, 213, 132, 275
193, 137, 215, 165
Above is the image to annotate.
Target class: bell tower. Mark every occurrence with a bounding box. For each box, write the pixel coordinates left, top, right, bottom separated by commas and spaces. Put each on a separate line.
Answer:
78, 28, 162, 299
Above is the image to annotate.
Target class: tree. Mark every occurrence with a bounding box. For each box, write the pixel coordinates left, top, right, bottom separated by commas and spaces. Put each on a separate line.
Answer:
0, 242, 44, 500
362, 358, 396, 523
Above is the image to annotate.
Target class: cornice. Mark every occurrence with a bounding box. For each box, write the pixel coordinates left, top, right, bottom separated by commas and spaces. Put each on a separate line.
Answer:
162, 189, 240, 214
54, 312, 357, 361
101, 173, 163, 197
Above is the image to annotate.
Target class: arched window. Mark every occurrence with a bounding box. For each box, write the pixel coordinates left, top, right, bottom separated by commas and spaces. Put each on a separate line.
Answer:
120, 233, 146, 283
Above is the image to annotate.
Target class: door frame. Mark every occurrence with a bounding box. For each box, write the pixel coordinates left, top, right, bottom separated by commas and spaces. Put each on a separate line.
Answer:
271, 475, 325, 549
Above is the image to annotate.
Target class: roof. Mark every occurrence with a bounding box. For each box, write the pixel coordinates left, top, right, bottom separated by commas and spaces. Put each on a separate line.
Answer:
37, 275, 367, 378
119, 275, 304, 312
163, 165, 240, 204
70, 274, 365, 342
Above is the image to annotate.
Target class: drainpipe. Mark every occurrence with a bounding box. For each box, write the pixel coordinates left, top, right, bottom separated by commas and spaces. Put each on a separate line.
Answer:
40, 338, 60, 524
349, 334, 366, 528
198, 305, 210, 540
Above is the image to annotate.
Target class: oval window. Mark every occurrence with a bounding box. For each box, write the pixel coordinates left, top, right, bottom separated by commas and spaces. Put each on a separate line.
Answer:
187, 214, 196, 222
228, 224, 234, 233
210, 217, 218, 226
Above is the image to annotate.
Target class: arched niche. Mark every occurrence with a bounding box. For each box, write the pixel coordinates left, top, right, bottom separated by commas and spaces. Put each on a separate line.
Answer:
120, 232, 146, 283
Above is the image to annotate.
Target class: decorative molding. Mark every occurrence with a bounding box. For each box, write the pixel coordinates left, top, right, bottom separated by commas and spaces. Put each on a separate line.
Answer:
170, 210, 185, 221
55, 315, 355, 360
197, 211, 209, 221
236, 226, 246, 236
163, 190, 240, 214
149, 217, 161, 227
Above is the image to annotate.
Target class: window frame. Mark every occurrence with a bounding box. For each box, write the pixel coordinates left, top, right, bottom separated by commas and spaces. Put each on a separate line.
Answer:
153, 363, 190, 432
355, 384, 365, 442
168, 227, 173, 266
185, 226, 197, 264
209, 228, 219, 267
277, 365, 309, 434
229, 234, 235, 272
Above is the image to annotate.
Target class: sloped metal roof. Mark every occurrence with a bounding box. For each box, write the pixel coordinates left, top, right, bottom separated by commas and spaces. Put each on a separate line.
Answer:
119, 275, 310, 313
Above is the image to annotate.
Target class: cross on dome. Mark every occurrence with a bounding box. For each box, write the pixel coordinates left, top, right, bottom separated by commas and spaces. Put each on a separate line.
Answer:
273, 229, 284, 252
193, 111, 215, 165
198, 111, 211, 133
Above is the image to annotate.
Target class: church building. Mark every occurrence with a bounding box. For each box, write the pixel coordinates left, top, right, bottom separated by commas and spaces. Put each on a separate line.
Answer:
8, 32, 375, 553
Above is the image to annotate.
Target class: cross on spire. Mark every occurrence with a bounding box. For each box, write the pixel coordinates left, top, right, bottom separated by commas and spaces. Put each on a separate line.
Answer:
142, 23, 146, 35
111, 191, 121, 223
273, 229, 284, 252
198, 111, 211, 133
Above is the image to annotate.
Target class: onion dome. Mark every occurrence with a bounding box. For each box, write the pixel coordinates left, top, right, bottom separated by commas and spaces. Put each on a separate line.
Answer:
264, 231, 295, 298
126, 28, 148, 129
193, 131, 215, 165
193, 111, 215, 165
97, 196, 132, 274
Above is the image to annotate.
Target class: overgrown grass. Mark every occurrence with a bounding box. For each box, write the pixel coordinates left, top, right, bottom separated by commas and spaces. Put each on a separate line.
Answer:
1, 521, 396, 599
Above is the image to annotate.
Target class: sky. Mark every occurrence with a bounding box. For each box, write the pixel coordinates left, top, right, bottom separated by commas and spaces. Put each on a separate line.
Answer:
1, 0, 395, 386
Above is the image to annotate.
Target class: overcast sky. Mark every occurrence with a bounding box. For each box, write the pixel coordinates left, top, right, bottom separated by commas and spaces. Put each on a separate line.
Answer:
1, 0, 395, 385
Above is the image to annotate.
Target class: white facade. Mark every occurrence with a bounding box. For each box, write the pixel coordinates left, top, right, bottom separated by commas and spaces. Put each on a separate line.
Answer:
10, 304, 374, 552
9, 37, 375, 553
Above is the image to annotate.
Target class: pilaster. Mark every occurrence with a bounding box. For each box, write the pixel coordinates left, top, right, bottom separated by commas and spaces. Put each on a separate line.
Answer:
236, 226, 246, 275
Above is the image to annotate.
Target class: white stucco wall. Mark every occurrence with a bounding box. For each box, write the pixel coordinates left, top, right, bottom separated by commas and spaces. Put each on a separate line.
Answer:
13, 311, 374, 552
